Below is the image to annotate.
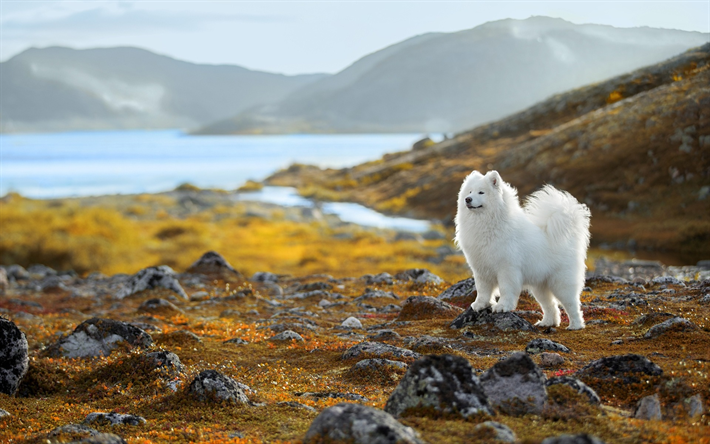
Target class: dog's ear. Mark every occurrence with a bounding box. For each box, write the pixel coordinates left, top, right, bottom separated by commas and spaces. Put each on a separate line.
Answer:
486, 170, 501, 188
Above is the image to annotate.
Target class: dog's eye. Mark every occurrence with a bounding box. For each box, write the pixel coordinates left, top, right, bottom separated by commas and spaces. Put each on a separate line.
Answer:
478, 191, 484, 195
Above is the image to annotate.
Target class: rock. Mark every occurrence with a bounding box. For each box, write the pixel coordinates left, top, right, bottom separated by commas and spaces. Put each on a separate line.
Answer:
526, 338, 570, 354
421, 229, 446, 240
224, 337, 249, 345
270, 330, 304, 342
303, 402, 425, 444
480, 352, 547, 416
44, 318, 153, 358
632, 312, 676, 328
395, 268, 444, 284
251, 272, 279, 283
71, 433, 127, 444
84, 412, 147, 426
138, 298, 183, 315
539, 352, 565, 368
450, 307, 537, 332
6, 265, 30, 281
0, 318, 29, 395
545, 377, 601, 404
190, 291, 211, 301
342, 341, 420, 361
682, 394, 705, 418
40, 276, 68, 293
437, 278, 477, 305
368, 330, 402, 341
472, 421, 517, 442
341, 317, 363, 329
48, 423, 99, 438
116, 266, 188, 299
541, 435, 607, 444
576, 354, 663, 384
0, 408, 9, 417
384, 354, 491, 418
27, 264, 57, 279
634, 394, 662, 420
144, 350, 184, 377
643, 317, 697, 338
651, 276, 685, 286
355, 288, 399, 301
296, 281, 333, 292
267, 322, 315, 334
258, 282, 283, 298
0, 268, 8, 294
352, 358, 408, 372
187, 251, 242, 278
277, 401, 317, 412
365, 272, 394, 285
297, 392, 368, 402
397, 296, 463, 321
188, 370, 249, 404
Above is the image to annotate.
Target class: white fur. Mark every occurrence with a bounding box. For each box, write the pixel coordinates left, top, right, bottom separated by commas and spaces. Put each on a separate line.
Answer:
454, 170, 591, 329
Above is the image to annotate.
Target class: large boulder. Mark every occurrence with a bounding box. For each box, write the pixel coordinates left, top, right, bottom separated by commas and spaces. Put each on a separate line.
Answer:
480, 352, 547, 416
451, 307, 537, 332
188, 370, 249, 404
397, 296, 463, 321
187, 251, 243, 279
44, 318, 153, 358
384, 354, 491, 418
116, 266, 187, 299
303, 403, 426, 444
0, 318, 29, 395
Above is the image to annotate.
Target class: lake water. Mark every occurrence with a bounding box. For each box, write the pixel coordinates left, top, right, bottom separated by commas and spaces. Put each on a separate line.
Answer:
0, 130, 432, 198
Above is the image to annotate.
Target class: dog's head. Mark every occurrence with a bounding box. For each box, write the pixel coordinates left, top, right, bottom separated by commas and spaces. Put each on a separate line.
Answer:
458, 170, 503, 213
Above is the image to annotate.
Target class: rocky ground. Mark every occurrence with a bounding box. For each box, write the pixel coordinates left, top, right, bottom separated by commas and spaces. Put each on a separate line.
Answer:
0, 252, 709, 444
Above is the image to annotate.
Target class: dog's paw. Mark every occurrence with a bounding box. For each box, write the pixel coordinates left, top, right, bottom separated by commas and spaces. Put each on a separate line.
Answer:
470, 300, 490, 312
566, 322, 585, 330
535, 319, 560, 328
491, 301, 515, 312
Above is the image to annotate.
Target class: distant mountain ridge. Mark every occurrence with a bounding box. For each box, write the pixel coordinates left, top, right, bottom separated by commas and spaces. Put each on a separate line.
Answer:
0, 46, 327, 133
196, 16, 709, 135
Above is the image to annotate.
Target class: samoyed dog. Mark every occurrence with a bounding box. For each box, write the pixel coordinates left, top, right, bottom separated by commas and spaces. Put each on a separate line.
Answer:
454, 170, 591, 329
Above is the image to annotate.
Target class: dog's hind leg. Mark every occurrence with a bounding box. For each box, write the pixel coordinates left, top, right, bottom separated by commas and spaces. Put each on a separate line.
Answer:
551, 281, 585, 330
531, 286, 561, 327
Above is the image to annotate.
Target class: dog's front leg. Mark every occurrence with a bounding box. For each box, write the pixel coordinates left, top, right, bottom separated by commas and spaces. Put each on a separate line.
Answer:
491, 272, 522, 312
470, 277, 496, 311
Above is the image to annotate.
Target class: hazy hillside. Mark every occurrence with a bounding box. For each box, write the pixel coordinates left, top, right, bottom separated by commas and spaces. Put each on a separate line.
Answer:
197, 17, 709, 135
266, 43, 710, 261
0, 46, 327, 133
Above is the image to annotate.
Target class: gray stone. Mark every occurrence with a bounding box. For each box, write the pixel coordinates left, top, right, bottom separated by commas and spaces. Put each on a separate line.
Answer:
541, 435, 607, 444
48, 423, 99, 438
40, 276, 68, 293
643, 317, 697, 338
187, 251, 241, 277
6, 265, 30, 281
355, 288, 399, 301
277, 401, 317, 412
116, 266, 187, 299
189, 370, 249, 403
224, 338, 249, 345
190, 291, 210, 301
634, 394, 662, 420
352, 359, 409, 372
44, 318, 153, 358
342, 317, 363, 329
138, 298, 183, 314
651, 276, 685, 286
251, 272, 279, 283
526, 338, 570, 354
270, 330, 304, 342
366, 272, 395, 285
342, 341, 420, 361
0, 318, 29, 395
70, 433, 128, 444
298, 392, 368, 402
395, 268, 444, 284
421, 230, 446, 240
450, 307, 537, 332
384, 354, 491, 418
144, 350, 184, 377
545, 377, 601, 404
303, 403, 425, 444
0, 268, 8, 294
368, 330, 402, 341
472, 421, 517, 442
576, 354, 663, 384
0, 408, 9, 417
84, 412, 146, 426
683, 394, 704, 418
397, 296, 462, 321
539, 352, 565, 367
438, 278, 477, 303
27, 264, 57, 278
480, 352, 547, 416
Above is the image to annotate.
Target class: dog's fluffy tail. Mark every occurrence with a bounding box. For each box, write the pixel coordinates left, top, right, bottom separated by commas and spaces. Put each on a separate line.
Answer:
525, 185, 591, 251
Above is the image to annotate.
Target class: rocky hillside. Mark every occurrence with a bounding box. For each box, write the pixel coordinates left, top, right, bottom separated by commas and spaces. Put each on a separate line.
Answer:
195, 17, 708, 135
266, 43, 710, 262
0, 252, 708, 443
0, 47, 327, 133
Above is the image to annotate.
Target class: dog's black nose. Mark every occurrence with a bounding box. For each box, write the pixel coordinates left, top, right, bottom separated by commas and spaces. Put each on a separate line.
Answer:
465, 197, 472, 204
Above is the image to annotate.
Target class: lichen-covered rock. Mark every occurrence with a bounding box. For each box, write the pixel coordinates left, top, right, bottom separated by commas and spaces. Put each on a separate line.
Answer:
384, 354, 491, 418
44, 318, 153, 358
450, 307, 537, 332
298, 392, 368, 402
138, 298, 183, 315
0, 408, 10, 417
397, 296, 463, 321
116, 266, 187, 299
144, 350, 184, 377
541, 434, 607, 444
545, 377, 601, 404
84, 412, 147, 426
188, 370, 249, 404
270, 330, 304, 342
682, 394, 705, 418
634, 394, 662, 420
6, 264, 30, 281
0, 267, 8, 294
251, 271, 279, 283
342, 341, 420, 361
395, 268, 444, 284
576, 354, 663, 384
366, 272, 395, 285
341, 316, 363, 329
480, 352, 547, 416
643, 317, 698, 338
48, 423, 99, 439
0, 318, 29, 395
303, 402, 426, 444
352, 359, 409, 372
71, 433, 127, 444
526, 338, 570, 354
539, 352, 565, 367
437, 278, 477, 305
368, 330, 402, 341
472, 421, 517, 443
187, 251, 242, 278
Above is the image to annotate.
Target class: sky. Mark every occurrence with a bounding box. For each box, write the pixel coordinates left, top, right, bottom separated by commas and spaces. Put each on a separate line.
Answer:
1, 1, 708, 75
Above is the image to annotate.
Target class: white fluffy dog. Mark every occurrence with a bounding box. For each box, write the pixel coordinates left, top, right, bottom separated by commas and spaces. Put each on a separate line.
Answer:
454, 170, 591, 329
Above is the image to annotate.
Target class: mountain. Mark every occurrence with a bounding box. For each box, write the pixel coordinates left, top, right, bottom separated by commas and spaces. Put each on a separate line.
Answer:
265, 43, 710, 262
196, 17, 709, 135
0, 46, 327, 133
